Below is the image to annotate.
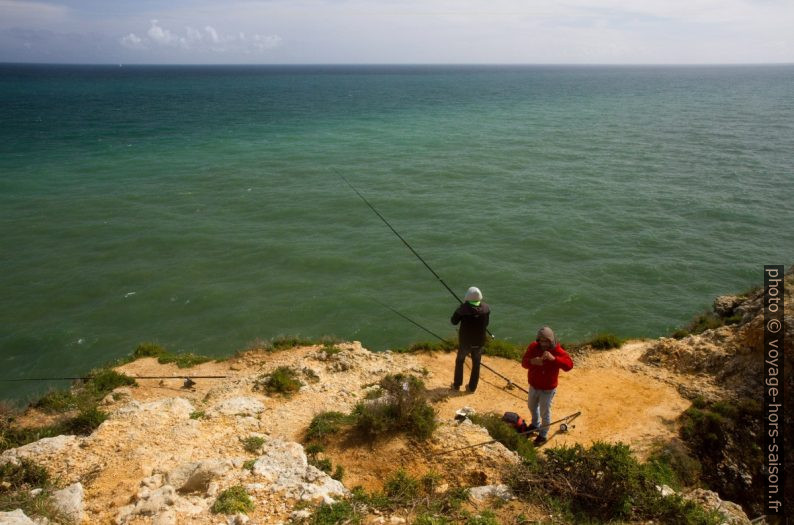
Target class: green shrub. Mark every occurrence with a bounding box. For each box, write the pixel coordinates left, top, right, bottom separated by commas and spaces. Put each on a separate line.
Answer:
320, 343, 342, 357
0, 459, 67, 522
62, 406, 107, 435
87, 368, 137, 393
307, 501, 360, 525
34, 389, 78, 413
586, 333, 624, 350
243, 459, 256, 471
265, 336, 341, 352
190, 410, 207, 420
393, 339, 457, 354
678, 399, 763, 515
133, 342, 211, 368
258, 366, 303, 396
484, 338, 523, 361
241, 436, 265, 453
331, 465, 344, 482
305, 443, 325, 456
646, 439, 702, 489
157, 352, 212, 368
0, 458, 50, 489
383, 469, 420, 505
507, 441, 720, 524
469, 413, 537, 464
414, 514, 452, 525
35, 368, 136, 414
466, 510, 499, 525
352, 374, 436, 441
672, 311, 725, 339
133, 342, 167, 358
211, 485, 254, 514
306, 412, 354, 441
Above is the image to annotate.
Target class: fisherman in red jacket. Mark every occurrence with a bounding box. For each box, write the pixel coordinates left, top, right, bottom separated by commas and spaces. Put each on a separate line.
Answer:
521, 326, 573, 445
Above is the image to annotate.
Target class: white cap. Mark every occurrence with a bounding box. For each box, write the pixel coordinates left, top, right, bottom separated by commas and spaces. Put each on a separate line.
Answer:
464, 286, 482, 302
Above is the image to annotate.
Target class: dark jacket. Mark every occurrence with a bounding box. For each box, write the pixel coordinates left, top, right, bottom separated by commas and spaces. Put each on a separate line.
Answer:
521, 341, 573, 390
451, 302, 490, 348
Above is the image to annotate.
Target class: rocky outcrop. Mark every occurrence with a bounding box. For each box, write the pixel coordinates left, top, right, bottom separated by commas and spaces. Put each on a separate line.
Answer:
684, 488, 752, 525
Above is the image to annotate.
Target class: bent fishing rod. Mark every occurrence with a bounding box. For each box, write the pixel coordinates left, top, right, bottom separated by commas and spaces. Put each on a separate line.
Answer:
372, 298, 528, 395
339, 172, 495, 339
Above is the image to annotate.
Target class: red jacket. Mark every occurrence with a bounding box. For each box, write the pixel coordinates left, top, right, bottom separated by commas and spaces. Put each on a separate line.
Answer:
521, 341, 573, 390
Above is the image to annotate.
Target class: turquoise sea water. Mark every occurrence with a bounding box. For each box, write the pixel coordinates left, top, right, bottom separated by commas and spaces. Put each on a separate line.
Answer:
1, 64, 793, 402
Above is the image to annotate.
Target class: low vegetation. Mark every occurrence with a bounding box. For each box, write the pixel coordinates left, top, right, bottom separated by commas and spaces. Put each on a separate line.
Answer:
260, 336, 342, 352
255, 366, 303, 396
679, 397, 763, 515
0, 459, 68, 522
468, 413, 537, 464
211, 485, 254, 514
1, 367, 134, 453
671, 311, 743, 339
241, 435, 265, 454
293, 470, 471, 524
304, 374, 436, 444
506, 441, 721, 524
352, 374, 436, 441
585, 333, 625, 350
305, 443, 344, 481
132, 342, 212, 368
305, 411, 355, 442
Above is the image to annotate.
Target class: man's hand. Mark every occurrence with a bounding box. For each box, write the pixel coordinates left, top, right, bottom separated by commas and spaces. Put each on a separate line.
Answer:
542, 351, 554, 361
530, 357, 544, 365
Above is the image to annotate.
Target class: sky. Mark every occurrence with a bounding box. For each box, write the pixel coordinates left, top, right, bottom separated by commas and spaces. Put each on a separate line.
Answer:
0, 0, 792, 65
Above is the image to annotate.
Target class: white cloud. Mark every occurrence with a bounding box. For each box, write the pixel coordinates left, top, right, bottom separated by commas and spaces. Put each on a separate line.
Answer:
186, 26, 203, 42
119, 20, 282, 57
120, 32, 145, 50
148, 19, 179, 45
205, 25, 220, 43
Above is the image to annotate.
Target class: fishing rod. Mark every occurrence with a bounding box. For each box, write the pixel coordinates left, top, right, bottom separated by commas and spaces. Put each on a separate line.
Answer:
339, 173, 464, 305
339, 173, 496, 339
0, 375, 227, 389
0, 376, 228, 381
372, 298, 528, 395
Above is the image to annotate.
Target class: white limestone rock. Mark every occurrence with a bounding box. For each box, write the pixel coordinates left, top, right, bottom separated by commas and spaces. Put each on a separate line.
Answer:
0, 509, 35, 525
0, 435, 79, 464
210, 397, 265, 417
468, 484, 513, 502
50, 482, 84, 524
250, 439, 347, 502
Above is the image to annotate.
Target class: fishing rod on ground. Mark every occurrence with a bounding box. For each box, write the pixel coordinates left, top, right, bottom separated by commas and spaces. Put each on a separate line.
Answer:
372, 298, 528, 396
0, 376, 228, 389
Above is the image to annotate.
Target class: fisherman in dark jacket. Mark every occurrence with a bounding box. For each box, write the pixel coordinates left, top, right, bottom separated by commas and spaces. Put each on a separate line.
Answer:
450, 286, 490, 393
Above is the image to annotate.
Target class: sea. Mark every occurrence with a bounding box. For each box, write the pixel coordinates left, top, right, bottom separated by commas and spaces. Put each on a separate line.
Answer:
1, 63, 792, 403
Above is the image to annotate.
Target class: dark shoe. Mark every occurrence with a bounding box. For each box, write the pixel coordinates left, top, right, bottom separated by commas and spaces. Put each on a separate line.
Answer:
533, 435, 548, 446
465, 386, 476, 393
450, 383, 461, 391
524, 424, 539, 434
